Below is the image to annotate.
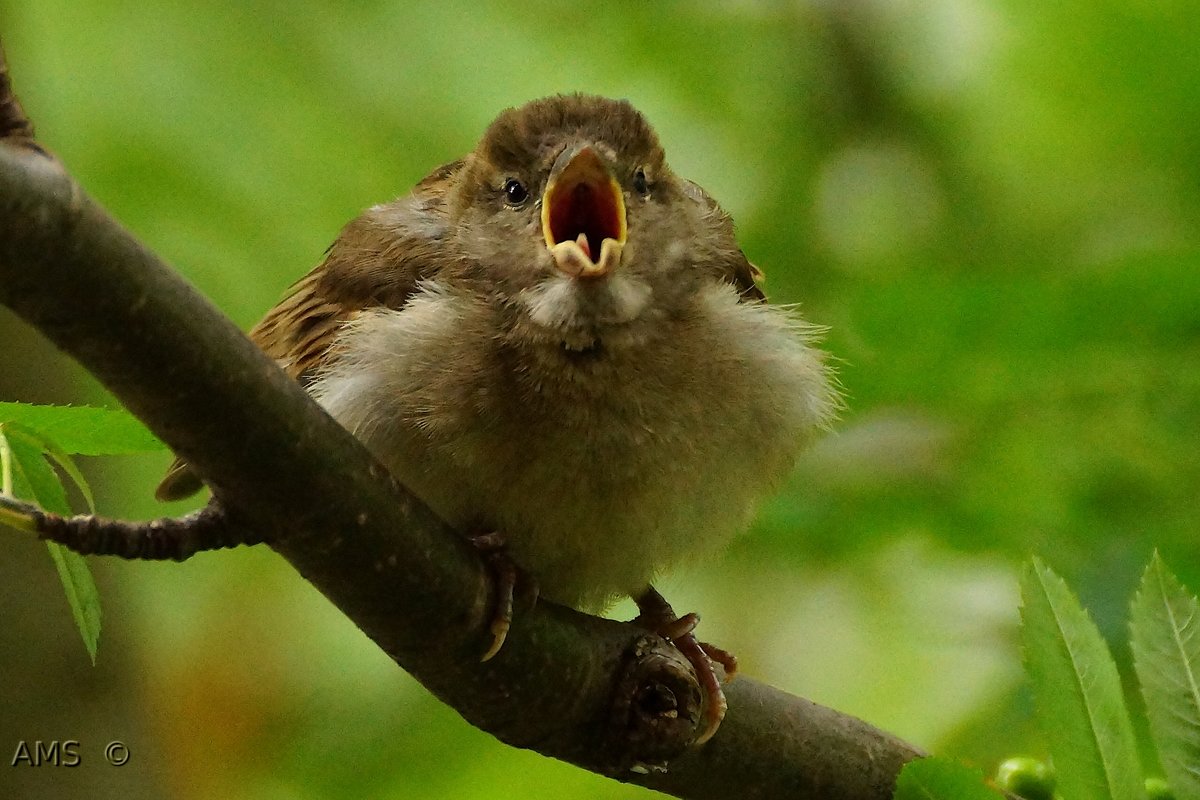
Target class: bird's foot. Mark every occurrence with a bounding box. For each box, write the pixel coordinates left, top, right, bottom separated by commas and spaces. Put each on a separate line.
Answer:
633, 586, 737, 745
468, 530, 537, 662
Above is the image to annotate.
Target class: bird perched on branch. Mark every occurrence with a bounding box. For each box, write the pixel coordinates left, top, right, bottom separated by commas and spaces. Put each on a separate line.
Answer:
157, 94, 838, 743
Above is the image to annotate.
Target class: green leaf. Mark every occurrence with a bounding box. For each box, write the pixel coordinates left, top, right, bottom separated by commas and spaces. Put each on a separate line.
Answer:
0, 424, 102, 664
893, 757, 1005, 800
35, 431, 97, 513
43, 543, 102, 665
0, 402, 164, 455
1021, 557, 1145, 800
3, 425, 71, 515
1130, 554, 1200, 800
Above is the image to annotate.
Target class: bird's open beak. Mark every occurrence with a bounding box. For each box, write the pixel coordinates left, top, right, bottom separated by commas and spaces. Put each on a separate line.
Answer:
541, 146, 626, 279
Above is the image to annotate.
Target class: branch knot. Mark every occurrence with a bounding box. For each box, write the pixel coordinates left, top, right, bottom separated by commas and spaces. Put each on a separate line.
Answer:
606, 634, 703, 773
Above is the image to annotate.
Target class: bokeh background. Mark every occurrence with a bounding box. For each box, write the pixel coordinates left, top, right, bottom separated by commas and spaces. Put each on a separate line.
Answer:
2, 1, 1198, 798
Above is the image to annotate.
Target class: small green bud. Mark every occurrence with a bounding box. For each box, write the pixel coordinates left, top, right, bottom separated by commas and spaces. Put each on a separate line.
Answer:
995, 757, 1056, 800
1144, 777, 1174, 800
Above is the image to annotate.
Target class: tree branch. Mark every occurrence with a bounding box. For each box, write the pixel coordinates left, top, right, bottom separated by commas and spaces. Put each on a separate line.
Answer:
0, 65, 922, 799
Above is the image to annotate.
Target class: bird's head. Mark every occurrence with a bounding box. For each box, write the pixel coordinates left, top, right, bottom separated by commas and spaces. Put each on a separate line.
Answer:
445, 94, 741, 349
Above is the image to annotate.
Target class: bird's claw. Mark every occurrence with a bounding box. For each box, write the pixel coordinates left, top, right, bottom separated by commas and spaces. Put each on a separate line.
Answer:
469, 530, 537, 662
634, 587, 734, 745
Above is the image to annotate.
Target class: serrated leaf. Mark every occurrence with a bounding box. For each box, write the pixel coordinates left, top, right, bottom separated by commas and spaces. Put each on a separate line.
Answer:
1021, 557, 1145, 800
0, 424, 102, 664
1130, 554, 1200, 800
892, 757, 1005, 800
0, 402, 164, 455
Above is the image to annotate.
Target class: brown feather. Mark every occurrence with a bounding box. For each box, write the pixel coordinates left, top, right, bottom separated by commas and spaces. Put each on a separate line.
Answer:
678, 178, 765, 302
154, 161, 459, 501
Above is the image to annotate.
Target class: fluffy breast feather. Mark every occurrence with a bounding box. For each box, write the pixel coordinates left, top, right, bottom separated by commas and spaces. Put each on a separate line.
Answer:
310, 280, 837, 609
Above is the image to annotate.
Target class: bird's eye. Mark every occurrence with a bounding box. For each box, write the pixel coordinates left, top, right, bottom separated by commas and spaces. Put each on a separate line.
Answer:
503, 178, 529, 206
633, 167, 650, 196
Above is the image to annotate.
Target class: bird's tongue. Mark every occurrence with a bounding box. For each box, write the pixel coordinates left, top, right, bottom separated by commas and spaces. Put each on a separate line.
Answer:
575, 233, 592, 261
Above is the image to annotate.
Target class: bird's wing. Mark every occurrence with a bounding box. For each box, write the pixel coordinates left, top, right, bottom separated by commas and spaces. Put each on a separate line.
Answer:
155, 161, 463, 502
731, 255, 767, 302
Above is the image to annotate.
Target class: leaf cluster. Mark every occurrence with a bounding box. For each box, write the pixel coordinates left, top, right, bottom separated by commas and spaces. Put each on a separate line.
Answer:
895, 556, 1200, 800
0, 403, 163, 663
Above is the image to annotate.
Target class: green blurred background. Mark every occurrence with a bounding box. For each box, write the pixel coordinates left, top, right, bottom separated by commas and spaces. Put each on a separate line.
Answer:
2, 1, 1198, 798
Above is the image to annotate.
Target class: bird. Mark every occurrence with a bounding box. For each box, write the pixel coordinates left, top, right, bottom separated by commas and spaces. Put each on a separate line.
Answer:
156, 94, 839, 744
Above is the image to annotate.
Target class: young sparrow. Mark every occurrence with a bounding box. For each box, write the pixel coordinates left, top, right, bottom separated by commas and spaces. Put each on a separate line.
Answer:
157, 94, 838, 743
